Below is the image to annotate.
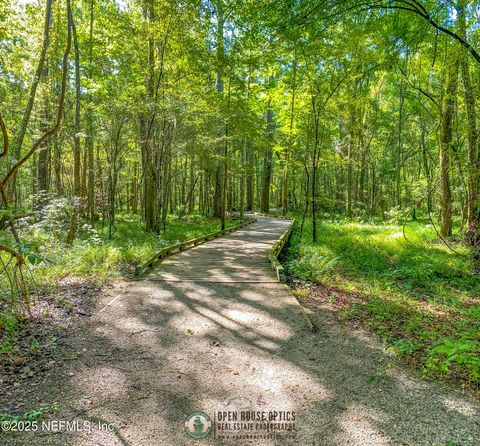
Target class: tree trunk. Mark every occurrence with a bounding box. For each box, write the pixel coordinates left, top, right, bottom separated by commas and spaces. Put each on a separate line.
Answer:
141, 0, 158, 232
346, 109, 354, 217
246, 147, 254, 211
67, 12, 82, 245
458, 3, 480, 253
36, 81, 51, 208
439, 51, 459, 238
261, 95, 274, 213
396, 81, 404, 208
86, 0, 95, 221
284, 50, 297, 215
213, 0, 225, 218
10, 0, 54, 203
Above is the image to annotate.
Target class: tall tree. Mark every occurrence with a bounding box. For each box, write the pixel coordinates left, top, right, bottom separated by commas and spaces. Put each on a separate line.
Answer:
439, 49, 458, 238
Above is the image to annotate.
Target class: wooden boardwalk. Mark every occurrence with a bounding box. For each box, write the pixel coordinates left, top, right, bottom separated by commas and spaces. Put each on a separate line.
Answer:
143, 215, 292, 282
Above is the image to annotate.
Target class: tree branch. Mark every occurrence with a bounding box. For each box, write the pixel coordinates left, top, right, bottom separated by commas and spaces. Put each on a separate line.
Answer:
0, 114, 8, 158
0, 245, 24, 265
367, 2, 480, 65
1, 0, 72, 189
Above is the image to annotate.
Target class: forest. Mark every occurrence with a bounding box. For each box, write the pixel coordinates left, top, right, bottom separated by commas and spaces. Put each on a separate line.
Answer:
1, 0, 480, 443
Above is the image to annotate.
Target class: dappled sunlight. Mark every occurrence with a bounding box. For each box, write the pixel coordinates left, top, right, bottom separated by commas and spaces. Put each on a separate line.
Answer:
145, 219, 291, 283
73, 366, 129, 400
4, 0, 480, 440
384, 367, 431, 392
162, 285, 294, 347
35, 273, 480, 445
253, 338, 282, 350
6, 217, 478, 446
442, 397, 479, 418
336, 404, 390, 446
246, 358, 333, 400
172, 307, 222, 335
110, 316, 153, 335
224, 308, 260, 324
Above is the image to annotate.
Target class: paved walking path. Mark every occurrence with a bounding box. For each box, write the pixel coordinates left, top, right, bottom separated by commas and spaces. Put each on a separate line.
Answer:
5, 216, 480, 446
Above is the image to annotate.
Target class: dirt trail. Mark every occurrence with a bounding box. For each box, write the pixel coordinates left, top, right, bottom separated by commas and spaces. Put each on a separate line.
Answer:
3, 216, 479, 446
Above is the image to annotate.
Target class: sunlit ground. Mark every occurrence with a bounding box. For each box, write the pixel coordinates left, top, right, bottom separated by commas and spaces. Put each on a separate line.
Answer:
285, 217, 480, 387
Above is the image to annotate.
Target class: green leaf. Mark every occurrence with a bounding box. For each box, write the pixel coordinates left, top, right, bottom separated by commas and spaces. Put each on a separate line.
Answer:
27, 253, 42, 265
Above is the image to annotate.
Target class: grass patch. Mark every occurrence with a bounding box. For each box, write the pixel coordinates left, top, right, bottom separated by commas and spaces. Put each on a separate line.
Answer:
0, 213, 238, 347
1, 213, 237, 289
284, 217, 480, 387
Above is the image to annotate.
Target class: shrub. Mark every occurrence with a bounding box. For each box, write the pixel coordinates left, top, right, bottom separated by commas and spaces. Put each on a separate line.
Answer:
286, 244, 337, 282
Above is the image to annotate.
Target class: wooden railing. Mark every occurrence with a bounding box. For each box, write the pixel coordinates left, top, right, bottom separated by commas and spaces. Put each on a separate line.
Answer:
134, 217, 256, 278
248, 211, 291, 220
267, 218, 295, 283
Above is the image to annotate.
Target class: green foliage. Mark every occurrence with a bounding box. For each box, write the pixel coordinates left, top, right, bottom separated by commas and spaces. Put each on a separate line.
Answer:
285, 216, 480, 384
0, 313, 18, 336
0, 313, 19, 353
1, 215, 236, 298
0, 413, 21, 424
24, 409, 44, 421
29, 339, 40, 352
428, 339, 480, 382
286, 243, 337, 282
390, 338, 419, 355
385, 206, 409, 224
0, 208, 13, 217
0, 408, 44, 424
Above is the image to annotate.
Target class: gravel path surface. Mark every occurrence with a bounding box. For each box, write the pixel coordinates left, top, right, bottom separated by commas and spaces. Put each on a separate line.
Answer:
3, 217, 479, 446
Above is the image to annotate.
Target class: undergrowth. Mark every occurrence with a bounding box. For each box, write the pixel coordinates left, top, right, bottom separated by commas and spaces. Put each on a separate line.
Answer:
284, 216, 480, 388
0, 213, 236, 344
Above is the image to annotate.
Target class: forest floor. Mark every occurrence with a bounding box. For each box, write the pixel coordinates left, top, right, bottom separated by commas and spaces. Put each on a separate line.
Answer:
1, 216, 480, 445
283, 217, 480, 389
